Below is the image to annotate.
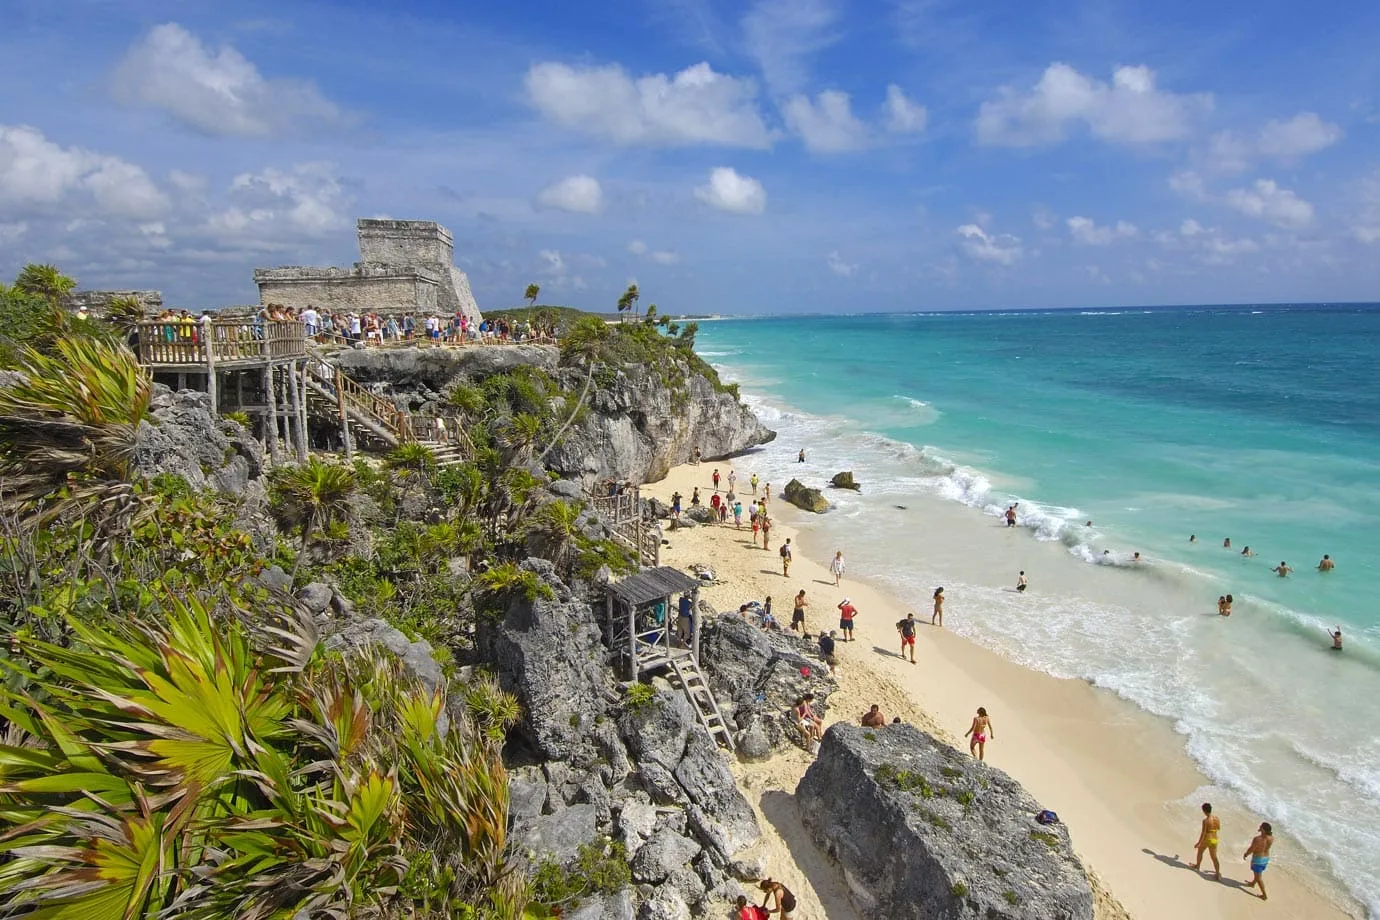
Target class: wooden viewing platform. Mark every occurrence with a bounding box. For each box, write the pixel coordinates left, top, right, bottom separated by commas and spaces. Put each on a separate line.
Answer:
134, 320, 307, 369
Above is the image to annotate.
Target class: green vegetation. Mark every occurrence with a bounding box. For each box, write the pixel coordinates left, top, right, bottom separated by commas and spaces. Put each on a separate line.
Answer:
916, 807, 952, 830
951, 881, 969, 897
524, 282, 541, 307
1003, 890, 1021, 905
528, 840, 632, 912
875, 763, 935, 797
941, 766, 964, 778
623, 682, 658, 713
1030, 830, 1061, 849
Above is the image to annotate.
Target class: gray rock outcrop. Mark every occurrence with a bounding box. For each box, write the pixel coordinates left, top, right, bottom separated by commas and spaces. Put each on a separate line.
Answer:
697, 616, 837, 758
336, 344, 557, 394
324, 617, 444, 692
782, 478, 829, 513
134, 386, 265, 496
797, 722, 1094, 920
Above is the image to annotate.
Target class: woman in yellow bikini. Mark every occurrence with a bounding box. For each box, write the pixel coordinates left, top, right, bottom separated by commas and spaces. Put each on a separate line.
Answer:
1191, 802, 1221, 880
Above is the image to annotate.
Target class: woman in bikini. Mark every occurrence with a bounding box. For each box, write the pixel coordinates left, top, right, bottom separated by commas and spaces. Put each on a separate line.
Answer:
932, 587, 945, 627
1191, 802, 1221, 880
793, 695, 822, 749
965, 707, 994, 761
759, 878, 798, 919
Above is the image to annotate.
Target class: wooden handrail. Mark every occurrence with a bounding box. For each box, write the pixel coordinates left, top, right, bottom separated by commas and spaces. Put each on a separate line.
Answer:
305, 358, 413, 444
135, 320, 306, 365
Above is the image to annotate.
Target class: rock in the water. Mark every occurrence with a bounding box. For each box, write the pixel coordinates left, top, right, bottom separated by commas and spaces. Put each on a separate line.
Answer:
797, 723, 1094, 920
830, 470, 861, 491
782, 478, 829, 513
630, 828, 702, 883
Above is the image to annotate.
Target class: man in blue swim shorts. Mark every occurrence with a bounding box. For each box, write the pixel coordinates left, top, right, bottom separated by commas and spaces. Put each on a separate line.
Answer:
1244, 822, 1273, 901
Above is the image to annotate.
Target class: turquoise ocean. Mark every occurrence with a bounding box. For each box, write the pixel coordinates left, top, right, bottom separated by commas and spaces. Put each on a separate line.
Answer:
694, 306, 1380, 915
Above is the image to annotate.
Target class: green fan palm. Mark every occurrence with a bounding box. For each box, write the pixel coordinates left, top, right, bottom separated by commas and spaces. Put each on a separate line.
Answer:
14, 264, 76, 307
268, 459, 358, 585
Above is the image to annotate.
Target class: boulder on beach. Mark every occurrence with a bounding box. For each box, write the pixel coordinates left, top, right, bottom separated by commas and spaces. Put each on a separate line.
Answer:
782, 478, 830, 513
829, 471, 861, 491
797, 722, 1094, 920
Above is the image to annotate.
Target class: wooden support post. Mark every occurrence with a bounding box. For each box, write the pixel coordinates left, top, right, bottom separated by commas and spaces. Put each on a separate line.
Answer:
298, 363, 310, 455
286, 360, 307, 461
691, 587, 701, 666
264, 365, 281, 465
626, 601, 637, 681
336, 370, 353, 460
206, 331, 218, 415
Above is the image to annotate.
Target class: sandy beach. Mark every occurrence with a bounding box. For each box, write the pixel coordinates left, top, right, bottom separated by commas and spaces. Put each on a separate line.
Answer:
644, 461, 1362, 920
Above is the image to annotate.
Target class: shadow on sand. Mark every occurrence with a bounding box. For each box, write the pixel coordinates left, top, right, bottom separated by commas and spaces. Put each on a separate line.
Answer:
1141, 849, 1256, 895
758, 790, 862, 919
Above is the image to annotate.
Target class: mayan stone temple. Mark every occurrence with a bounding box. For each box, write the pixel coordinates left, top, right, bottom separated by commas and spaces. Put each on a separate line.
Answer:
253, 218, 483, 323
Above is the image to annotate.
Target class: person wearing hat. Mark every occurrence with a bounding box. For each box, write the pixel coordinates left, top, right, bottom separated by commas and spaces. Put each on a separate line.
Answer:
837, 597, 857, 642
818, 630, 838, 675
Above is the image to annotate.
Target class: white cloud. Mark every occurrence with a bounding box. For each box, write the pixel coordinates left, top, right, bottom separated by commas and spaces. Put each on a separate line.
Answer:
782, 90, 867, 153
741, 0, 840, 94
976, 63, 1210, 147
525, 61, 772, 148
1256, 112, 1343, 159
1223, 179, 1314, 228
1154, 217, 1260, 264
0, 124, 168, 219
207, 163, 347, 239
1180, 218, 1205, 237
536, 175, 603, 214
111, 23, 346, 137
539, 249, 565, 274
885, 84, 927, 134
1352, 171, 1380, 244
1067, 216, 1138, 245
1169, 170, 1208, 199
694, 167, 767, 215
627, 239, 648, 255
649, 250, 681, 265
0, 222, 27, 244
956, 224, 1022, 265
826, 250, 856, 276
1205, 112, 1343, 174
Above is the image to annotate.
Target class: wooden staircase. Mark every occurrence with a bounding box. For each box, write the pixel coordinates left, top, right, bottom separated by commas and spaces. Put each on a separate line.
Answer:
667, 655, 736, 753
304, 357, 409, 449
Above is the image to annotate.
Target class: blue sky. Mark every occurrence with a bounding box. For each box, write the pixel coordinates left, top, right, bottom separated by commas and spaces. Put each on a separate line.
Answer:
2, 0, 1379, 312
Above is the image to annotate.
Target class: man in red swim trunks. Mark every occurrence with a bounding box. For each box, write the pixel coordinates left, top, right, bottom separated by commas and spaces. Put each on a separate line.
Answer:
897, 613, 917, 663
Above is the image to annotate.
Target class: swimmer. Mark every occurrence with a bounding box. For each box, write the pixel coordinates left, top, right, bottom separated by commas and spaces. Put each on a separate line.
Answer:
1241, 546, 1255, 557
1330, 627, 1343, 651
1318, 554, 1335, 572
1189, 534, 1197, 543
965, 706, 994, 760
1217, 595, 1228, 616
1272, 561, 1292, 577
1225, 594, 1233, 615
1223, 537, 1231, 548
1085, 520, 1093, 527
1133, 551, 1142, 563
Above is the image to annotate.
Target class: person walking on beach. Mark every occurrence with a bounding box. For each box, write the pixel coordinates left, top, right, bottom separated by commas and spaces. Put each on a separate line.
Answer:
1005, 504, 1018, 527
750, 473, 759, 495
671, 491, 682, 520
897, 613, 918, 663
1243, 822, 1273, 900
733, 500, 743, 529
1272, 561, 1292, 577
830, 550, 846, 586
932, 587, 945, 627
780, 538, 793, 577
791, 590, 808, 633
1318, 554, 1335, 572
728, 469, 737, 492
762, 516, 772, 551
819, 630, 838, 675
965, 707, 994, 760
712, 468, 721, 491
759, 878, 798, 918
798, 448, 807, 463
1191, 802, 1222, 880
838, 597, 857, 641
1016, 571, 1028, 593
691, 487, 701, 506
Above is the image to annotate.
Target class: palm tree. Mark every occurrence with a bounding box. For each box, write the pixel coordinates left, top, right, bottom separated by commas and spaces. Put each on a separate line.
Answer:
643, 303, 658, 325
0, 336, 152, 529
524, 283, 541, 307
14, 263, 76, 307
535, 316, 609, 465
497, 412, 543, 463
268, 458, 358, 585
616, 283, 640, 322
530, 499, 583, 574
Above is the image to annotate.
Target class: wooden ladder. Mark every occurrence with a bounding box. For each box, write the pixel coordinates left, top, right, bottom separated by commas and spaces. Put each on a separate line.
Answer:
668, 656, 736, 754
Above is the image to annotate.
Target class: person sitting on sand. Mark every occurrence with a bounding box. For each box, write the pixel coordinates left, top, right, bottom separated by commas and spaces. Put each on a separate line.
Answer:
1318, 554, 1335, 572
759, 878, 798, 919
1244, 822, 1274, 900
1017, 571, 1028, 593
1191, 802, 1222, 880
932, 587, 945, 626
791, 590, 808, 633
965, 706, 994, 761
818, 630, 838, 675
861, 704, 886, 727
1272, 561, 1292, 577
838, 597, 857, 641
830, 550, 846, 586
794, 696, 823, 751
896, 613, 917, 663
735, 895, 769, 920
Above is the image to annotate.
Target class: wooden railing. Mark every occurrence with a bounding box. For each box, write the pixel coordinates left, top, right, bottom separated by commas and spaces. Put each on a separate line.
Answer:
135, 320, 307, 366
586, 485, 659, 567
305, 358, 413, 445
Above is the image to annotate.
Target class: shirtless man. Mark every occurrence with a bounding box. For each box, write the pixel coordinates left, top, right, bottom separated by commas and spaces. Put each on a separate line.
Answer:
1331, 627, 1343, 651
1005, 504, 1018, 527
791, 590, 808, 633
1244, 822, 1274, 900
780, 538, 793, 577
1272, 561, 1292, 577
1017, 571, 1029, 593
1318, 554, 1335, 572
1191, 802, 1222, 880
896, 613, 917, 663
861, 704, 886, 727
965, 707, 994, 760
